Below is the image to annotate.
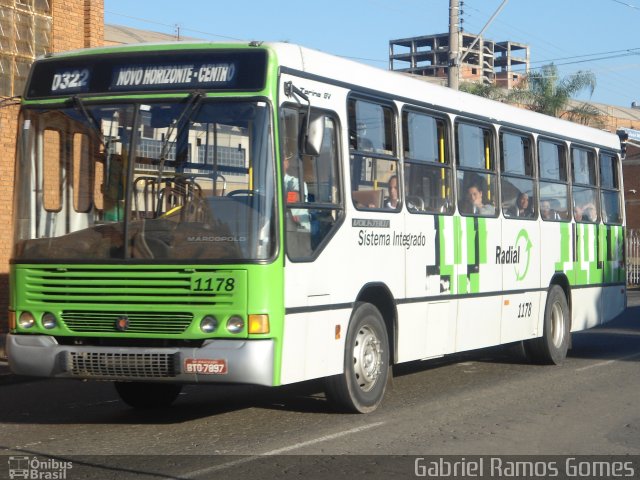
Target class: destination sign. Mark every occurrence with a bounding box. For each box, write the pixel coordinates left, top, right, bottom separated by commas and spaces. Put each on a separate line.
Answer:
111, 62, 236, 90
25, 49, 268, 99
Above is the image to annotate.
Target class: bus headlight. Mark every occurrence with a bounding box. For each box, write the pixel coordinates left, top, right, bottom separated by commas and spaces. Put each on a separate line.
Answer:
42, 312, 58, 329
200, 315, 219, 333
226, 316, 244, 334
18, 312, 36, 329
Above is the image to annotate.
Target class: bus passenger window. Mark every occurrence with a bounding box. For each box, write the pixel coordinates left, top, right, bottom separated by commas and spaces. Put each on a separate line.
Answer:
402, 110, 453, 215
571, 146, 598, 223
500, 131, 536, 220
538, 139, 570, 221
348, 97, 398, 211
456, 121, 497, 217
600, 152, 622, 225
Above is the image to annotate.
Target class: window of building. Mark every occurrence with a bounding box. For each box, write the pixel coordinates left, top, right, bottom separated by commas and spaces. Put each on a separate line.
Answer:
0, 0, 52, 96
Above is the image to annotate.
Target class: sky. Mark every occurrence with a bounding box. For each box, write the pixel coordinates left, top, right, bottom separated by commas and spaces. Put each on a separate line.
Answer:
104, 0, 640, 108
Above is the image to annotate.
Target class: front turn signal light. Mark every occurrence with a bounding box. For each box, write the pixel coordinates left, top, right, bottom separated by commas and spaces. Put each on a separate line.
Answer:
8, 310, 16, 330
248, 314, 270, 334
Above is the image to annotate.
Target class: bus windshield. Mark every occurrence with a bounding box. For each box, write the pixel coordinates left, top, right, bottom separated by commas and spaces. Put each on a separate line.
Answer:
13, 99, 277, 262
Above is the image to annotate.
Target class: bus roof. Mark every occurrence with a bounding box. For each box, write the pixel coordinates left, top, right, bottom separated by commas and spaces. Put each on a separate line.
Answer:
32, 40, 620, 151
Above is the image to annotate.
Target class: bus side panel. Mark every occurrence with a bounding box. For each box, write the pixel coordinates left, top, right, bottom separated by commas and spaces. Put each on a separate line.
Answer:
601, 285, 626, 324
538, 221, 570, 335
279, 310, 348, 385
399, 213, 454, 362
571, 288, 601, 331
600, 224, 626, 324
454, 217, 502, 352
571, 223, 602, 331
396, 300, 456, 362
500, 215, 541, 344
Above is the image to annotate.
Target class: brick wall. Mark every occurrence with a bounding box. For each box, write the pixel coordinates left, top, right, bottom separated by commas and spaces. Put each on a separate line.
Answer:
0, 102, 19, 324
0, 0, 104, 331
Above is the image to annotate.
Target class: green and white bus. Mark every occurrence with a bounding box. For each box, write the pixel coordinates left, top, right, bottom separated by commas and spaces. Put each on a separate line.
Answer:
7, 41, 626, 412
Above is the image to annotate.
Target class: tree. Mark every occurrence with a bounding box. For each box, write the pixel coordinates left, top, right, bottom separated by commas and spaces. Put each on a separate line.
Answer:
509, 63, 604, 127
459, 81, 507, 101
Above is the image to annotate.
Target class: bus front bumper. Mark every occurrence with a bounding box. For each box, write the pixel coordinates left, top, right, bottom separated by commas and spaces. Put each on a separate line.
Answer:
6, 334, 275, 386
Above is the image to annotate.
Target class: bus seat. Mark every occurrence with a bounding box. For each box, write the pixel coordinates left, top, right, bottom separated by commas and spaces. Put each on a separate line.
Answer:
352, 189, 383, 209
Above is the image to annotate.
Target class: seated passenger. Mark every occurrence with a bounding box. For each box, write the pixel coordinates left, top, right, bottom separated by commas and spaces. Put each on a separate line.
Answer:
508, 192, 534, 218
574, 202, 597, 222
465, 183, 494, 215
383, 175, 400, 209
540, 200, 559, 220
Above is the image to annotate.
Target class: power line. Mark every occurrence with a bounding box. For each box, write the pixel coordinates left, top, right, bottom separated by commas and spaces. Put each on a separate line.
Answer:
611, 0, 640, 10
104, 10, 243, 41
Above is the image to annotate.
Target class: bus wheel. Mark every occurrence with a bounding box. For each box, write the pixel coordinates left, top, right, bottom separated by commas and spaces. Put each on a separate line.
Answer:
114, 382, 182, 409
525, 285, 570, 365
324, 302, 390, 413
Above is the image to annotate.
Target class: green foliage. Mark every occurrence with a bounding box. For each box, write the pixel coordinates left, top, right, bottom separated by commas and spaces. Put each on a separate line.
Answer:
459, 81, 507, 101
460, 63, 605, 128
512, 63, 595, 115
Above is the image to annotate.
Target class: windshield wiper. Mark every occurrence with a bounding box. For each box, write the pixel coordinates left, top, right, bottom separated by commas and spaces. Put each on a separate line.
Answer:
72, 95, 106, 147
156, 91, 204, 182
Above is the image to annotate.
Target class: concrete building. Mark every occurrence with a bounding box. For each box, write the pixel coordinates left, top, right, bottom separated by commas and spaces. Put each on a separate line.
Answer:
389, 31, 529, 87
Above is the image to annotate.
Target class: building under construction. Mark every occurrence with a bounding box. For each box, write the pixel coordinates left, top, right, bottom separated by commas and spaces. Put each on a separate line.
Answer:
389, 32, 529, 89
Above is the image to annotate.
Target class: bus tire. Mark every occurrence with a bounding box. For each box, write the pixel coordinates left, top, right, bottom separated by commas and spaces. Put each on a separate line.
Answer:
324, 302, 390, 413
525, 285, 570, 365
114, 382, 182, 409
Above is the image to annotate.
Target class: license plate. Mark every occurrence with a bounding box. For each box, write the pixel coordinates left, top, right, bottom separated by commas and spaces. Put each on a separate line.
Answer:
184, 358, 227, 375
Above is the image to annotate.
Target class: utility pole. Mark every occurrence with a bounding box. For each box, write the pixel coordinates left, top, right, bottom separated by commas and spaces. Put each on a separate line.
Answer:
448, 0, 460, 90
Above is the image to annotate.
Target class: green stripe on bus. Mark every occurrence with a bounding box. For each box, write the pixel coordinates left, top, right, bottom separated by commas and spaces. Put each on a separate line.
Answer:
466, 217, 476, 265
478, 218, 487, 265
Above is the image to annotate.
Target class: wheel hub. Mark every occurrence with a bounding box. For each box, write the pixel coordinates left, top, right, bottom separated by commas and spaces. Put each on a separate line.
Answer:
353, 325, 383, 392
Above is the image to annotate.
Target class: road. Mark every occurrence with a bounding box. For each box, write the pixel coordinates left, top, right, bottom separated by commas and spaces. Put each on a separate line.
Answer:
1, 292, 639, 479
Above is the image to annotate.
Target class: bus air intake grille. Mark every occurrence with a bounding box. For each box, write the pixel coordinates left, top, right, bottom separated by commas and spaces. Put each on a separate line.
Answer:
22, 267, 242, 307
62, 311, 193, 334
68, 352, 177, 378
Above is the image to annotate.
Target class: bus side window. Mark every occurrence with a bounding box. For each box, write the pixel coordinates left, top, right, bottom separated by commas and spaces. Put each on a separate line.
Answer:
600, 152, 622, 225
402, 109, 453, 214
538, 138, 570, 222
455, 121, 497, 217
348, 97, 399, 211
500, 131, 536, 220
282, 107, 343, 260
571, 146, 598, 223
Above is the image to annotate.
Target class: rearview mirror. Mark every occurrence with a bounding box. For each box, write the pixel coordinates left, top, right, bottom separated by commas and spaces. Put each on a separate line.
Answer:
304, 113, 324, 156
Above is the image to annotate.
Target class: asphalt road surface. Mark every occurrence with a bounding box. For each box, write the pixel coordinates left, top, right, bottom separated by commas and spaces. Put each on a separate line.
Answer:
1, 291, 639, 479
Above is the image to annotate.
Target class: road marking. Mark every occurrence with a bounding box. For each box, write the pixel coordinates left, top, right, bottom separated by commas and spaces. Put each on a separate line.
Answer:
182, 421, 385, 478
575, 352, 640, 372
